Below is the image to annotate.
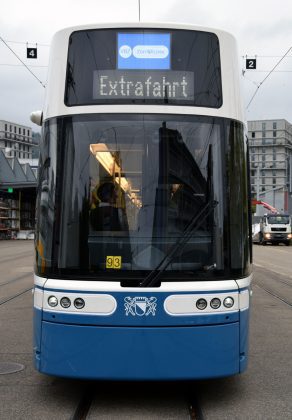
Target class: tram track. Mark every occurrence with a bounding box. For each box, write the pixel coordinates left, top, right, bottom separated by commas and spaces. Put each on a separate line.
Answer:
0, 250, 33, 265
0, 287, 33, 306
254, 283, 292, 308
71, 385, 95, 420
70, 383, 204, 420
188, 393, 204, 420
0, 272, 33, 287
253, 263, 292, 308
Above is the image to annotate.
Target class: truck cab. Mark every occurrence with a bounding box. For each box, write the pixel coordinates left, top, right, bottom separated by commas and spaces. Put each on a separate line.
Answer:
259, 214, 292, 246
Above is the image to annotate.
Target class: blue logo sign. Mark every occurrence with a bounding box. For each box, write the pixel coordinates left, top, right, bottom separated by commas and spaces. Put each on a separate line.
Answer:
118, 33, 171, 70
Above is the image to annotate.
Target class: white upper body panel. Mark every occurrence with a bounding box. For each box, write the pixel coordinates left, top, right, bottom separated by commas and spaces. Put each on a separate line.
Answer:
43, 22, 244, 122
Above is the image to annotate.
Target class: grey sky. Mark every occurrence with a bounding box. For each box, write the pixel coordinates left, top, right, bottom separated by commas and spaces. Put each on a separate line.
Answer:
1, 0, 292, 129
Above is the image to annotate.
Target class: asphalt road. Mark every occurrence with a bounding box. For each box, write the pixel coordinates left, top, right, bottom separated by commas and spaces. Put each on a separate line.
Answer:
0, 241, 291, 419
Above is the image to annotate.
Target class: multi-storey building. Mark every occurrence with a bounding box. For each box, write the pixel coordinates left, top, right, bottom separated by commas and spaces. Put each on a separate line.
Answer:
0, 120, 37, 239
248, 119, 292, 214
0, 120, 33, 161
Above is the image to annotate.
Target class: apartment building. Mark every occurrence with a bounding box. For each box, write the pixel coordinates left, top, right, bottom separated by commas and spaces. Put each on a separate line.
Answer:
0, 119, 33, 161
248, 119, 292, 214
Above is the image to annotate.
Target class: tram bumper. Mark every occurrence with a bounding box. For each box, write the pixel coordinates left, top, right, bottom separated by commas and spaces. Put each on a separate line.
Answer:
38, 321, 240, 380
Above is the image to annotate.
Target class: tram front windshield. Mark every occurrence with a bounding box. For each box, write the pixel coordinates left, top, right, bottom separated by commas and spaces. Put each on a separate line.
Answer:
36, 114, 250, 281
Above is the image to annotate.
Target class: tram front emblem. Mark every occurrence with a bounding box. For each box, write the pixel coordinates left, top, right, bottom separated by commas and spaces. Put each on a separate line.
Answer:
124, 296, 157, 316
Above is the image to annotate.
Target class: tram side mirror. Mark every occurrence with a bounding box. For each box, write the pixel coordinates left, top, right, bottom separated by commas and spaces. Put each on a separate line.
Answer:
30, 110, 43, 126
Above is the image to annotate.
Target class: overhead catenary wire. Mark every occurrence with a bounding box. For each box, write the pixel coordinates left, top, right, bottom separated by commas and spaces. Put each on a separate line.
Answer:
246, 46, 292, 109
4, 39, 49, 47
0, 63, 48, 67
0, 35, 46, 88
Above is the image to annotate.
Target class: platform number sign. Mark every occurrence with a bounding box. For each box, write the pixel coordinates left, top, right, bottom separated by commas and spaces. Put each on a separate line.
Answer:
27, 47, 37, 59
246, 58, 256, 69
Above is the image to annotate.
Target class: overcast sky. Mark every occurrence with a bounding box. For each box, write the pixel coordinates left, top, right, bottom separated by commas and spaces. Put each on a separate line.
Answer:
1, 0, 292, 130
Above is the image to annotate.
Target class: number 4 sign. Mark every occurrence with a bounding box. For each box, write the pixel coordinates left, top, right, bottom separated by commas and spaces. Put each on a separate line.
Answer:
27, 47, 37, 59
246, 58, 256, 69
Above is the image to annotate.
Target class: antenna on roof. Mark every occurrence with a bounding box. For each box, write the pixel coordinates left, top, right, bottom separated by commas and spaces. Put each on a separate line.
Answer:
138, 0, 141, 22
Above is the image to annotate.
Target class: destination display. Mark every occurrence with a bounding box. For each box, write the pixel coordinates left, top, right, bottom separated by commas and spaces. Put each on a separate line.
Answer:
65, 29, 222, 107
93, 70, 194, 101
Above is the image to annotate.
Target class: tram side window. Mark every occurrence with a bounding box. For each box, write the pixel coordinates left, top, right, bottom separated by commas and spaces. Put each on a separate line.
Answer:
35, 123, 58, 274
227, 121, 250, 275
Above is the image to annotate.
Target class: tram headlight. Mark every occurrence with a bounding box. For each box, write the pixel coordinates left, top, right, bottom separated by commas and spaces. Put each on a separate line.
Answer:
74, 298, 85, 309
60, 297, 71, 308
210, 298, 221, 309
48, 296, 58, 307
223, 297, 234, 308
196, 298, 207, 310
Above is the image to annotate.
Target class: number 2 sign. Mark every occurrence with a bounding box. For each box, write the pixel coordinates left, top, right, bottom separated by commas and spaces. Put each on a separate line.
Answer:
246, 58, 256, 69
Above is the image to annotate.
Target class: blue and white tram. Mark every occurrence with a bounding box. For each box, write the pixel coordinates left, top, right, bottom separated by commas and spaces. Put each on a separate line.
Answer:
31, 22, 252, 380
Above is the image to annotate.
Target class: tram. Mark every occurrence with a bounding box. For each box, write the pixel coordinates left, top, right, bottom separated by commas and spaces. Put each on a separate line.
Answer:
31, 22, 252, 380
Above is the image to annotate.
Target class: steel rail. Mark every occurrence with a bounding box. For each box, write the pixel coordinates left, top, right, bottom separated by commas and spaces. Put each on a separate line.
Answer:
71, 385, 95, 420
254, 283, 292, 308
0, 287, 33, 306
0, 272, 32, 287
187, 393, 204, 420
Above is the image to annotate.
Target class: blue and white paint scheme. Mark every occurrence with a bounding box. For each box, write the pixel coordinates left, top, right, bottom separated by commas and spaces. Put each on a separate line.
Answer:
32, 22, 252, 380
33, 274, 252, 379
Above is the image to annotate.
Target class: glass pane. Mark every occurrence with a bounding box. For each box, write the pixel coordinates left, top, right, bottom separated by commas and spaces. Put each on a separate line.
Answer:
35, 115, 250, 280
65, 29, 222, 108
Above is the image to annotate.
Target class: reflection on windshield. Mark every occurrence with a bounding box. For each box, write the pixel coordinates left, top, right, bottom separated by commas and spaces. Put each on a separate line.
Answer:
35, 115, 250, 280
86, 119, 215, 271
268, 216, 290, 224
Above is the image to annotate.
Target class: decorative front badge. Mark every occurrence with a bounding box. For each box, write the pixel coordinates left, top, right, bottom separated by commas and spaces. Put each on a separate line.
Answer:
124, 296, 157, 316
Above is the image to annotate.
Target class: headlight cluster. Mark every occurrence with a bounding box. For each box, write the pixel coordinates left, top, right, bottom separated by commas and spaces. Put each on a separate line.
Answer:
196, 296, 234, 310
48, 295, 85, 309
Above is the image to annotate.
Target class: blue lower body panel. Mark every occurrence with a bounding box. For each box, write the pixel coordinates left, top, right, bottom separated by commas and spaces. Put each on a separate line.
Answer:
39, 321, 240, 380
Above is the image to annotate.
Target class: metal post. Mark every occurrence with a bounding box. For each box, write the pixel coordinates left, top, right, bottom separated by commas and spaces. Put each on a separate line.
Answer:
255, 165, 260, 216
18, 190, 21, 231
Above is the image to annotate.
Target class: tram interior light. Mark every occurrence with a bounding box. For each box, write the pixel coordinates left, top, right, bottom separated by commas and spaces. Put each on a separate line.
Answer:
90, 143, 141, 206
90, 143, 116, 175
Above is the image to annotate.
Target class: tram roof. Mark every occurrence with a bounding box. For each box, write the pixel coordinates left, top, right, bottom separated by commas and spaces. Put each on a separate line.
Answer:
54, 21, 235, 37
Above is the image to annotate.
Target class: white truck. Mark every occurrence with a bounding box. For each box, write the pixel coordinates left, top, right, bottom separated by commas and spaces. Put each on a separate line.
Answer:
258, 214, 292, 246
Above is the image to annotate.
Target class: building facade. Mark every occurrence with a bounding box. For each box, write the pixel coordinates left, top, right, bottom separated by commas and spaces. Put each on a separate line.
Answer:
0, 119, 33, 161
0, 120, 38, 239
248, 119, 292, 215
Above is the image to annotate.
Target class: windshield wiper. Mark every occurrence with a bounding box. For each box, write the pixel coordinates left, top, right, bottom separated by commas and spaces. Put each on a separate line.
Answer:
139, 200, 218, 287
